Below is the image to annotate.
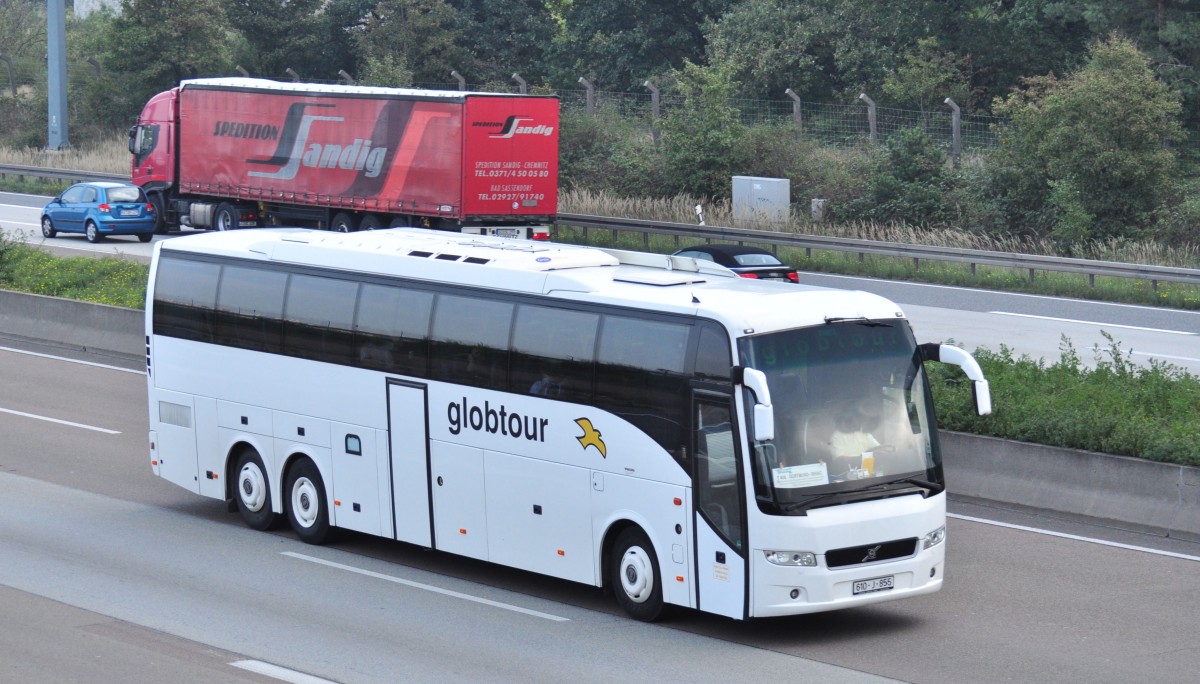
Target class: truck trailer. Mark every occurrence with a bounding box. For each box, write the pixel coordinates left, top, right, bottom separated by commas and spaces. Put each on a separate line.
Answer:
129, 77, 559, 238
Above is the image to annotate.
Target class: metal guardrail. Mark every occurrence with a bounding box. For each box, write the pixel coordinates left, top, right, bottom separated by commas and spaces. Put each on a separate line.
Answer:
554, 215, 1200, 289
4, 164, 1199, 288
0, 163, 128, 184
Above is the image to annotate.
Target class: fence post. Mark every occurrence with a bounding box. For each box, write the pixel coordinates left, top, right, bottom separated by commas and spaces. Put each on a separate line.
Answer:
578, 77, 595, 115
451, 70, 466, 90
235, 64, 250, 77
286, 68, 300, 82
859, 93, 877, 143
945, 97, 961, 168
0, 54, 16, 97
338, 69, 355, 85
512, 72, 526, 94
86, 57, 101, 78
785, 88, 803, 139
645, 80, 661, 147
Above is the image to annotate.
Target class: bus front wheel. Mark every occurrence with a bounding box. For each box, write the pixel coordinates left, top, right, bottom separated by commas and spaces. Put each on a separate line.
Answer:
285, 457, 331, 545
611, 527, 665, 622
234, 448, 278, 531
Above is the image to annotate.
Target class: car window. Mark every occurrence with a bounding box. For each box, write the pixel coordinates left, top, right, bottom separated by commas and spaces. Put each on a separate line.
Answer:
106, 186, 144, 203
80, 186, 99, 203
733, 253, 783, 267
60, 185, 86, 203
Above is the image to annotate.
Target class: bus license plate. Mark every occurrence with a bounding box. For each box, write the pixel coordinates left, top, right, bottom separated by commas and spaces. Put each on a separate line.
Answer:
853, 575, 895, 595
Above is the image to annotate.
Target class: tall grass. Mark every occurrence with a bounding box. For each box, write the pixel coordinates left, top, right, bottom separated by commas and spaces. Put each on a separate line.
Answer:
0, 132, 129, 175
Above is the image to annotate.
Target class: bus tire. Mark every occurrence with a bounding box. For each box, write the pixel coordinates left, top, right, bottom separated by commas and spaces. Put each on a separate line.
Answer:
285, 457, 331, 545
611, 526, 665, 622
234, 448, 278, 531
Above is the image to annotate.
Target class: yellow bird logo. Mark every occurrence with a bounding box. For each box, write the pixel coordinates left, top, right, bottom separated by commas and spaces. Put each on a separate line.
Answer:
575, 418, 606, 458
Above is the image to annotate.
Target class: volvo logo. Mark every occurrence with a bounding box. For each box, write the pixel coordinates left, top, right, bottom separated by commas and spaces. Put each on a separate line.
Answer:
862, 545, 883, 563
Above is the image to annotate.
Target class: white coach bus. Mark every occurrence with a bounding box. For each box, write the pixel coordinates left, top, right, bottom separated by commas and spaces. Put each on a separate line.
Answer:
145, 227, 990, 621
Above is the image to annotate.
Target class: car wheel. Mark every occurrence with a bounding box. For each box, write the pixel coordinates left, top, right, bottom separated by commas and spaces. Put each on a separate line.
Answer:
331, 212, 356, 233
137, 232, 153, 243
85, 220, 102, 243
41, 216, 57, 238
285, 457, 331, 544
611, 526, 665, 622
214, 202, 240, 231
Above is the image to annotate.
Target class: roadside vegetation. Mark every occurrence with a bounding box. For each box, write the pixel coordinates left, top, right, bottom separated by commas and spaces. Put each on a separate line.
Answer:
0, 234, 146, 308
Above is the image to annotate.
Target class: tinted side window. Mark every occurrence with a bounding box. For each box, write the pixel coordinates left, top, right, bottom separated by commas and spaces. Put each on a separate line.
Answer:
595, 315, 690, 457
694, 321, 732, 382
512, 305, 598, 401
430, 293, 513, 390
213, 265, 287, 352
153, 256, 221, 342
283, 274, 358, 365
60, 186, 86, 203
355, 283, 433, 376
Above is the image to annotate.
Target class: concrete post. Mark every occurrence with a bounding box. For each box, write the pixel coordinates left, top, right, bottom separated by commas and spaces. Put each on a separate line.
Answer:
945, 97, 961, 168
512, 73, 526, 94
859, 93, 876, 143
451, 70, 466, 90
338, 69, 355, 84
785, 88, 803, 139
578, 77, 594, 115
235, 65, 250, 77
0, 55, 16, 97
286, 68, 300, 82
644, 80, 661, 147
86, 57, 101, 78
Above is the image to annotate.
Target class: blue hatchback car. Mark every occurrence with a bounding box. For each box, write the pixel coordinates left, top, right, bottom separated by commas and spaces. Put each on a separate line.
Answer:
41, 181, 156, 243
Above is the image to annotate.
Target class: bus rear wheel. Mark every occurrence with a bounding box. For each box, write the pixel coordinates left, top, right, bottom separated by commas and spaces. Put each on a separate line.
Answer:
611, 527, 665, 622
286, 457, 331, 545
234, 448, 278, 531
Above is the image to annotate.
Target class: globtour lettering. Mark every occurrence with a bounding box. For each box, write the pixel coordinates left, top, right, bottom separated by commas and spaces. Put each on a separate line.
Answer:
447, 397, 548, 442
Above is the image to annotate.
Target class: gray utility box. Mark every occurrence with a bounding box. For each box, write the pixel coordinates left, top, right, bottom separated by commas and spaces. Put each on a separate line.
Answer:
732, 176, 790, 227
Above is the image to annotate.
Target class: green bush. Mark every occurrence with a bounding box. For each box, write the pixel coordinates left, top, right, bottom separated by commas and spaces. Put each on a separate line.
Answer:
929, 334, 1200, 466
0, 242, 147, 308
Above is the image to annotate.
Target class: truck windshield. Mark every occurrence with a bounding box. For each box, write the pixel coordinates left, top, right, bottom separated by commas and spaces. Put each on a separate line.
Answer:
738, 319, 943, 515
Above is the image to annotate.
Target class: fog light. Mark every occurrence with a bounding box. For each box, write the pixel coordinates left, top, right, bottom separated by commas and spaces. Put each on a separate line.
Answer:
789, 589, 800, 599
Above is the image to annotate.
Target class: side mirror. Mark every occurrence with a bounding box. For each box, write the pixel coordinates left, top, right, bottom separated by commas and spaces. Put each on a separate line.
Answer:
738, 367, 775, 442
920, 343, 992, 416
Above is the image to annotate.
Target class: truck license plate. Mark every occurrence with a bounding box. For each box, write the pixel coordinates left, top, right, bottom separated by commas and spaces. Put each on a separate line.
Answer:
853, 575, 895, 595
493, 228, 521, 238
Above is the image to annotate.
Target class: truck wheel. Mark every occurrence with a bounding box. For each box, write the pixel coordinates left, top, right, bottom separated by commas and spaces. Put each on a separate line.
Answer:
331, 212, 356, 233
150, 193, 169, 234
214, 203, 240, 231
359, 214, 384, 231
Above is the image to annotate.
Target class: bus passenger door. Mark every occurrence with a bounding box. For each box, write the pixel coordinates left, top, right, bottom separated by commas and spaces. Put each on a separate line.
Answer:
693, 394, 747, 619
387, 380, 432, 547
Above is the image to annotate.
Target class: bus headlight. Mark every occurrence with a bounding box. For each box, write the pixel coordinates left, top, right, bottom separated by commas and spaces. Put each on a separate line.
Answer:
764, 550, 817, 567
922, 525, 946, 550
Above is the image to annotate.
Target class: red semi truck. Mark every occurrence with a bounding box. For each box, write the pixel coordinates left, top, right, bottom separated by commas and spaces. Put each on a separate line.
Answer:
128, 77, 559, 238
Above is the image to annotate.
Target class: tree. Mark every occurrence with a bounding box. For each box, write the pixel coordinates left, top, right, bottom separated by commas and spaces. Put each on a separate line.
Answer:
882, 37, 969, 118
547, 0, 731, 90
104, 0, 239, 112
222, 0, 331, 80
991, 34, 1184, 245
449, 0, 557, 85
660, 60, 750, 199
701, 0, 822, 100
350, 0, 465, 86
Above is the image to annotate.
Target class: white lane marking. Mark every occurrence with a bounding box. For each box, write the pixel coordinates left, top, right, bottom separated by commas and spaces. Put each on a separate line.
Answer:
1131, 350, 1200, 363
229, 660, 337, 684
0, 406, 121, 434
0, 345, 144, 374
283, 551, 570, 622
988, 311, 1196, 335
948, 513, 1200, 562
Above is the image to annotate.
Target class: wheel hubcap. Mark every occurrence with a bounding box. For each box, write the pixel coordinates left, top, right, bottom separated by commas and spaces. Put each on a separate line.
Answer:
619, 546, 654, 604
291, 477, 319, 528
239, 463, 267, 512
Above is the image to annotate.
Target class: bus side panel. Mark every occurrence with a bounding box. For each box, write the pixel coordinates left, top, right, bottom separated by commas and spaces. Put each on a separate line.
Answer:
330, 423, 382, 537
484, 452, 594, 584
194, 396, 222, 500
430, 440, 489, 560
151, 389, 200, 494
592, 475, 694, 609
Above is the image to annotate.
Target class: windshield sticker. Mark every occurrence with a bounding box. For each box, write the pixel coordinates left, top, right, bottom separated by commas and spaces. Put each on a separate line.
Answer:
773, 462, 829, 489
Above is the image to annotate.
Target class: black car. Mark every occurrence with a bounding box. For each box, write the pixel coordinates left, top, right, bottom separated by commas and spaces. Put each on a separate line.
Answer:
673, 244, 799, 283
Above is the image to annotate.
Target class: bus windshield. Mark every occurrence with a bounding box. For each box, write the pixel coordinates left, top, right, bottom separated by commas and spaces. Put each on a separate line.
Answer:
739, 319, 942, 515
